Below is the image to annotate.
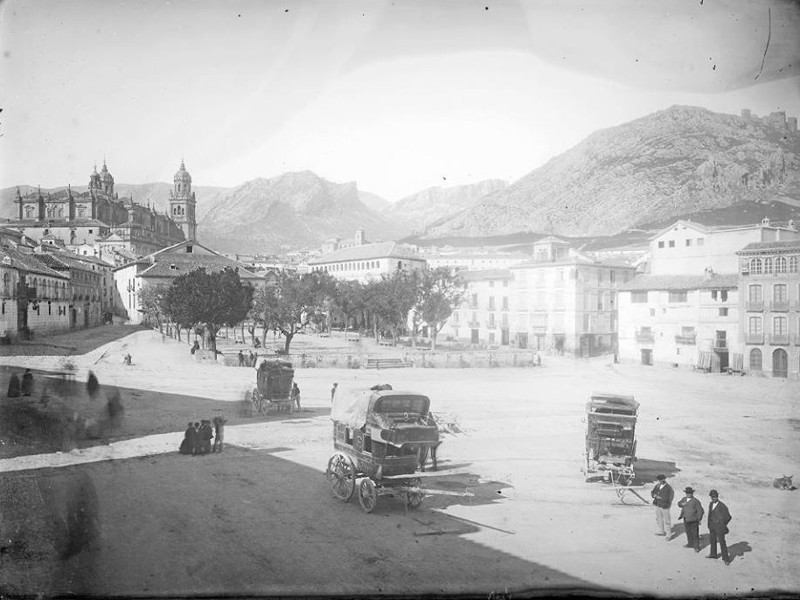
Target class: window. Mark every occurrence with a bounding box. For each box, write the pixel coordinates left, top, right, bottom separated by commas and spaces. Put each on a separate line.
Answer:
489, 332, 495, 344
711, 290, 717, 300
668, 291, 687, 303
650, 308, 656, 317
697, 238, 704, 246
748, 316, 762, 335
748, 284, 763, 302
764, 257, 773, 274
2, 273, 9, 296
719, 307, 729, 317
658, 241, 665, 249
452, 312, 459, 324
790, 256, 799, 273
721, 290, 728, 302
774, 284, 788, 303
502, 297, 508, 310
750, 258, 762, 274
685, 239, 692, 246
488, 297, 495, 310
774, 316, 788, 335
502, 279, 508, 287
776, 256, 787, 274
681, 326, 695, 336
631, 291, 648, 303
668, 240, 675, 248
489, 280, 494, 288
750, 348, 762, 371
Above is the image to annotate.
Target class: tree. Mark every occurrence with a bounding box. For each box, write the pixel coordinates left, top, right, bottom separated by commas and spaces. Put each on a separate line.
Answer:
164, 267, 254, 354
415, 267, 466, 351
330, 279, 365, 333
257, 270, 336, 354
138, 284, 170, 332
364, 270, 420, 344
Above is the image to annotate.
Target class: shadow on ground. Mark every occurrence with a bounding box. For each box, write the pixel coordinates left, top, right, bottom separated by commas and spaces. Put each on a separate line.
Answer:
1, 447, 617, 598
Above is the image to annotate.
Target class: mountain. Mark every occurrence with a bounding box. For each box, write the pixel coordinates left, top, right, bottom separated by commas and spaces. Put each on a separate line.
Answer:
358, 190, 390, 212
384, 179, 508, 236
196, 171, 399, 253
422, 106, 800, 239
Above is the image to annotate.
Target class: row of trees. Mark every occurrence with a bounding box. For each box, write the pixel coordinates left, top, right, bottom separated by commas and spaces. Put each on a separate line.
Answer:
139, 266, 466, 355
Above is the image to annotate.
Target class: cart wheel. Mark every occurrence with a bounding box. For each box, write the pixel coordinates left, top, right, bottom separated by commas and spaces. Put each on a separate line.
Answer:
357, 478, 377, 513
326, 454, 356, 502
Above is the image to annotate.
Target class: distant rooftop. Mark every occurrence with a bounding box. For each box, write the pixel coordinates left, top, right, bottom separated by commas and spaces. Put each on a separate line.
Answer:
308, 241, 422, 265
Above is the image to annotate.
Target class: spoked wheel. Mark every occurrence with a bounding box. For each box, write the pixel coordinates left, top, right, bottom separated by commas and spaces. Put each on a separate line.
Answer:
357, 478, 378, 513
403, 477, 423, 510
326, 454, 356, 502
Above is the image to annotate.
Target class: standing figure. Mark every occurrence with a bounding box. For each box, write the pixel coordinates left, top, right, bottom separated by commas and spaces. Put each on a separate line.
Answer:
179, 422, 196, 455
290, 382, 301, 411
212, 416, 227, 453
21, 369, 34, 396
651, 474, 674, 537
199, 420, 214, 454
192, 422, 201, 455
677, 487, 704, 552
191, 340, 200, 355
7, 373, 21, 398
330, 382, 338, 403
707, 489, 733, 564
238, 351, 245, 366
248, 351, 255, 367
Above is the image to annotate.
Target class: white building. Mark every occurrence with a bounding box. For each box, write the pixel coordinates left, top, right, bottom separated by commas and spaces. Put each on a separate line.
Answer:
424, 250, 529, 272
307, 241, 426, 283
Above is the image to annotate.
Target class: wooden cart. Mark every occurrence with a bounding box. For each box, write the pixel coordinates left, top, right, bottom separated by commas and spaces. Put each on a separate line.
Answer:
250, 360, 295, 415
582, 392, 639, 486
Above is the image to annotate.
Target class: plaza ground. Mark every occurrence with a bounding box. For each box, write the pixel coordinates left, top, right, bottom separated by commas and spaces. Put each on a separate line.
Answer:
1, 328, 799, 597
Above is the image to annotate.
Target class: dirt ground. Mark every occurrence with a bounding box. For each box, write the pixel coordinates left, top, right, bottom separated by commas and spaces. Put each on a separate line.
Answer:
1, 329, 799, 597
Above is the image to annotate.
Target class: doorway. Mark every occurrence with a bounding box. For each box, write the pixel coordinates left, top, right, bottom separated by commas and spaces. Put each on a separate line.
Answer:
641, 349, 653, 366
772, 348, 788, 378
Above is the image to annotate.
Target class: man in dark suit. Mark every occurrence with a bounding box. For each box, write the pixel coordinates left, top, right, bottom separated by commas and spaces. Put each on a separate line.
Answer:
677, 487, 704, 552
650, 474, 675, 537
707, 489, 732, 564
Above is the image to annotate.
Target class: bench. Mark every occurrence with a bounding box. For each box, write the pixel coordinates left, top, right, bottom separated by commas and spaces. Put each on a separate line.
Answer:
366, 357, 406, 369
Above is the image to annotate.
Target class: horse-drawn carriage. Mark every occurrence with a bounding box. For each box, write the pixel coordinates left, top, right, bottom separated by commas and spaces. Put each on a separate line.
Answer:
325, 386, 440, 513
582, 392, 639, 486
249, 360, 295, 415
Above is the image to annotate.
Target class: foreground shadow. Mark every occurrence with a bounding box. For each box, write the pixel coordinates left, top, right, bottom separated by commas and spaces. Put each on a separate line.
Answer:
634, 458, 680, 484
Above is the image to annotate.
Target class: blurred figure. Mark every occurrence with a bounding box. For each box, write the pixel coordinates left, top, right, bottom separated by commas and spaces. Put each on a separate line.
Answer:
86, 371, 100, 399
106, 389, 124, 432
198, 420, 213, 454
212, 415, 227, 453
21, 368, 34, 396
331, 382, 338, 403
7, 372, 21, 397
291, 382, 301, 410
179, 422, 196, 455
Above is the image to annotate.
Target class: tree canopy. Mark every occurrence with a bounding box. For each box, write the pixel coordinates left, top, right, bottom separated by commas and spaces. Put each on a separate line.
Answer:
415, 267, 466, 350
164, 267, 253, 352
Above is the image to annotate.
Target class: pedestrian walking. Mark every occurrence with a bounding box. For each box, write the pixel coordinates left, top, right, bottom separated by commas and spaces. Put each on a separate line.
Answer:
21, 369, 34, 396
238, 350, 245, 366
212, 415, 226, 453
677, 487, 704, 552
291, 382, 301, 411
707, 489, 733, 564
331, 382, 338, 403
651, 474, 674, 537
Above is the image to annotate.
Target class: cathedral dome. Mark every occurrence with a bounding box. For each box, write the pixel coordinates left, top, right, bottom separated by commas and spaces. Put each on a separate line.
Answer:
99, 162, 114, 184
174, 160, 192, 184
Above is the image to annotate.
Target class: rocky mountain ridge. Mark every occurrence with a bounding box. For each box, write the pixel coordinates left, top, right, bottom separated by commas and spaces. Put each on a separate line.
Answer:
423, 105, 800, 239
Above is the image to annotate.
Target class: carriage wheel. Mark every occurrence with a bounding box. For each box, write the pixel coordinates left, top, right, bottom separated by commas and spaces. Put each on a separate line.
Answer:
403, 478, 423, 510
358, 478, 378, 513
326, 454, 356, 502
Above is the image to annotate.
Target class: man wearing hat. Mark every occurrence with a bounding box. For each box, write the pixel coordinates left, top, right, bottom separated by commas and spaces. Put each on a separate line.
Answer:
707, 489, 733, 564
650, 474, 675, 537
677, 487, 704, 551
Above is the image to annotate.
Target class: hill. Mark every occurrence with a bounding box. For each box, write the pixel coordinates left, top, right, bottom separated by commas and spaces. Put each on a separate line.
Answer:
422, 106, 800, 240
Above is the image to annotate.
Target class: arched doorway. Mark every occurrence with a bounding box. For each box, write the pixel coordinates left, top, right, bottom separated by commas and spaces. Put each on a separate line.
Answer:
772, 348, 788, 378
749, 348, 762, 371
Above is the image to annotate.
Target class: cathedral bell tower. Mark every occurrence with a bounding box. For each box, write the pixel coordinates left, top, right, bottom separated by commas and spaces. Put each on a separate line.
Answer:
169, 159, 197, 240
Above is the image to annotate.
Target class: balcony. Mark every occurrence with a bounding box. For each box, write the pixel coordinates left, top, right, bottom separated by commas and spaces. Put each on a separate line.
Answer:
769, 301, 790, 312
486, 322, 497, 330
467, 321, 480, 329
745, 333, 764, 345
674, 333, 697, 345
713, 340, 728, 351
768, 333, 791, 346
635, 330, 655, 343
745, 301, 764, 312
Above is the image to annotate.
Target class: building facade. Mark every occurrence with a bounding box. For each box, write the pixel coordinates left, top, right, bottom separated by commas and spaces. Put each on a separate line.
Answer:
737, 240, 800, 379
308, 234, 426, 283
9, 160, 195, 260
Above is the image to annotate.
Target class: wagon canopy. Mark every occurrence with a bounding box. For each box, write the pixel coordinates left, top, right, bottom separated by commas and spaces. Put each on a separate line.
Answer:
330, 389, 432, 429
330, 389, 373, 429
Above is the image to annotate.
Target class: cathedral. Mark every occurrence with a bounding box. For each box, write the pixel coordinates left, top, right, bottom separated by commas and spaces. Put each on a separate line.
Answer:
11, 161, 197, 263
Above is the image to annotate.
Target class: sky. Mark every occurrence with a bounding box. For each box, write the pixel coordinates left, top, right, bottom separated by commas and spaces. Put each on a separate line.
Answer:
1, 0, 799, 201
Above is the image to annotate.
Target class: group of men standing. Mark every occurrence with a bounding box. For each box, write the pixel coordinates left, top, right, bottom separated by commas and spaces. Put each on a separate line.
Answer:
179, 417, 225, 455
651, 474, 733, 565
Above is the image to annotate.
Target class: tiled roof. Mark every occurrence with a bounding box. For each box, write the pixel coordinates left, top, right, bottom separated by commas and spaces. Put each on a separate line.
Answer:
619, 273, 739, 292
737, 240, 800, 253
458, 269, 512, 282
139, 254, 261, 280
307, 242, 424, 265
0, 247, 70, 279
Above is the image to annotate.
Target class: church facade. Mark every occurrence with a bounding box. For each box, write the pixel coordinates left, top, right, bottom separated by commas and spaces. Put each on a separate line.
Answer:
10, 161, 196, 262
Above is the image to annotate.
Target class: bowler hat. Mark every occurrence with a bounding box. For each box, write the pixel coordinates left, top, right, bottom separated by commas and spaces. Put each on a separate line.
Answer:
656, 474, 666, 481
684, 487, 694, 494
709, 489, 719, 497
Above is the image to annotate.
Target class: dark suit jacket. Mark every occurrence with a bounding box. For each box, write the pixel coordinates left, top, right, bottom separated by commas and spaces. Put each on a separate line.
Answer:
707, 500, 731, 534
651, 482, 674, 508
678, 496, 704, 522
